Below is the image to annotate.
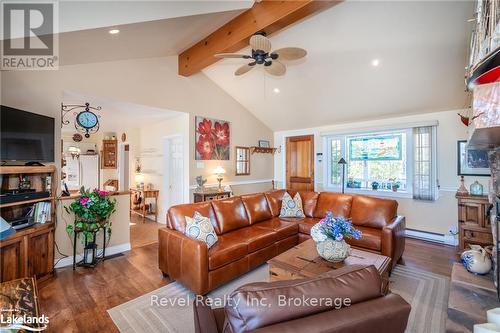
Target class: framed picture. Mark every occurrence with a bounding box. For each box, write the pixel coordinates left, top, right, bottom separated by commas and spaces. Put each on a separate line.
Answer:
195, 116, 230, 160
258, 140, 270, 148
457, 140, 490, 176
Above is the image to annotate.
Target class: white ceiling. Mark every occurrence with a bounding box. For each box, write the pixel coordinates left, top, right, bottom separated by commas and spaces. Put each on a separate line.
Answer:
203, 1, 474, 131
62, 91, 181, 133
59, 9, 245, 65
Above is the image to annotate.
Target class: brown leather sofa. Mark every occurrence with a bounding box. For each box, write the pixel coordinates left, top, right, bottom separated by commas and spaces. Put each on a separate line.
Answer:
193, 265, 411, 333
159, 189, 405, 295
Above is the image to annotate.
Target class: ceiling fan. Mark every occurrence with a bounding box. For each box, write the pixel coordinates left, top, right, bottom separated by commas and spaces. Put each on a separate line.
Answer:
214, 32, 307, 76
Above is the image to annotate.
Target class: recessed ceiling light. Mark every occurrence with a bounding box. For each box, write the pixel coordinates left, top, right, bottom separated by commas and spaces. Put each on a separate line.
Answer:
371, 59, 380, 67
109, 29, 120, 35
273, 88, 280, 93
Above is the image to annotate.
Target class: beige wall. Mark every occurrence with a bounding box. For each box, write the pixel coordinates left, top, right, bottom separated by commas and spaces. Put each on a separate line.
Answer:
56, 193, 130, 260
2, 56, 273, 259
274, 109, 491, 235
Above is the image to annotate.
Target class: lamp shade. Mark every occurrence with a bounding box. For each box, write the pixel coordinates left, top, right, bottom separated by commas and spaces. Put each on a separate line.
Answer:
134, 173, 144, 183
338, 158, 347, 164
213, 166, 226, 175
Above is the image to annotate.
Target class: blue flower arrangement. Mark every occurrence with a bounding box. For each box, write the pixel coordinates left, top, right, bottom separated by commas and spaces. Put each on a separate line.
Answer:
318, 211, 362, 241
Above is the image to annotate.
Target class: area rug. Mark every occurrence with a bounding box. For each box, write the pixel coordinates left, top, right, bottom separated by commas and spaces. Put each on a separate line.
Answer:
108, 264, 449, 333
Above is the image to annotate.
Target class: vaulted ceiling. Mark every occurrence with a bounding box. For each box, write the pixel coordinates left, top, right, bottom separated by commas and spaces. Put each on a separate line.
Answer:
202, 1, 473, 131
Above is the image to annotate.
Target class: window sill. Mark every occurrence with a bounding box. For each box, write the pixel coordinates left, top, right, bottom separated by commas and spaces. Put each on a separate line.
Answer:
324, 187, 413, 199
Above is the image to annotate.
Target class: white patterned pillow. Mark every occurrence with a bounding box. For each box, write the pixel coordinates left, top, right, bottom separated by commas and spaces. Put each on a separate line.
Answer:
279, 192, 305, 218
185, 211, 218, 249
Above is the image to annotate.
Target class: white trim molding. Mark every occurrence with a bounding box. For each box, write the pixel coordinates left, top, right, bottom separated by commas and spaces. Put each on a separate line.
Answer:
405, 229, 458, 246
54, 242, 131, 268
189, 179, 273, 190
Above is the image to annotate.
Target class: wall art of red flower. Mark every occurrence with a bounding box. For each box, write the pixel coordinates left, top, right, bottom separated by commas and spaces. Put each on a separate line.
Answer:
195, 116, 230, 160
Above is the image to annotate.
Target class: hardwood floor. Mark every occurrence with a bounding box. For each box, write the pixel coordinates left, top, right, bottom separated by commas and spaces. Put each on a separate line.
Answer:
37, 237, 458, 332
129, 215, 162, 248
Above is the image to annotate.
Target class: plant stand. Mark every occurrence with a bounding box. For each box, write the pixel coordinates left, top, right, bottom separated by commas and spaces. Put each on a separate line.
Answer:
72, 226, 107, 270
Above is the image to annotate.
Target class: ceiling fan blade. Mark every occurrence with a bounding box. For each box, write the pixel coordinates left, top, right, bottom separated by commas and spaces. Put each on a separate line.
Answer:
235, 64, 254, 76
214, 53, 250, 59
265, 60, 286, 76
249, 34, 271, 53
273, 47, 307, 61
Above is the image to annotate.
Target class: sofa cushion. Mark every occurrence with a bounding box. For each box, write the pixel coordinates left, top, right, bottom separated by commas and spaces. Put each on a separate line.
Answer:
225, 265, 383, 333
298, 191, 319, 217
241, 193, 272, 224
256, 217, 299, 240
350, 196, 397, 229
208, 235, 248, 270
211, 197, 250, 234
185, 212, 218, 249
314, 192, 353, 218
168, 202, 219, 234
226, 226, 277, 253
297, 217, 321, 234
264, 190, 287, 217
346, 226, 382, 251
280, 192, 306, 218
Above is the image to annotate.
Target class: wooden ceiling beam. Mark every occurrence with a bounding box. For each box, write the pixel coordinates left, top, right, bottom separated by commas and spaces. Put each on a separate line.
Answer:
178, 0, 341, 76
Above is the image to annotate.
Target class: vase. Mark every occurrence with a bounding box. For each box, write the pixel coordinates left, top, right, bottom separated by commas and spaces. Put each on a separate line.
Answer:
316, 239, 351, 262
461, 244, 492, 275
470, 181, 484, 196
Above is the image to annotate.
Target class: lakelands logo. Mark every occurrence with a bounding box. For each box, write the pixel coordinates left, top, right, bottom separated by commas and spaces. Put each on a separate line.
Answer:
1, 1, 59, 70
0, 312, 49, 331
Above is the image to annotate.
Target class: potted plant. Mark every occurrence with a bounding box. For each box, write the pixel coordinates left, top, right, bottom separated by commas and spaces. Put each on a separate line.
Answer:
65, 187, 116, 251
310, 211, 362, 262
392, 181, 401, 192
371, 181, 379, 190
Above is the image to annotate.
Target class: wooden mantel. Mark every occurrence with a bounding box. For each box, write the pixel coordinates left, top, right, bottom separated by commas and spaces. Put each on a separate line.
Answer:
178, 0, 341, 76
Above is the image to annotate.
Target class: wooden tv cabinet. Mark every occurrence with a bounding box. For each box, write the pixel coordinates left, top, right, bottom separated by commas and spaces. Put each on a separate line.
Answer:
0, 166, 56, 283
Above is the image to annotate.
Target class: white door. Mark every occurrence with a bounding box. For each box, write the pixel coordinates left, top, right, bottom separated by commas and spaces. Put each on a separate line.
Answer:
168, 136, 184, 206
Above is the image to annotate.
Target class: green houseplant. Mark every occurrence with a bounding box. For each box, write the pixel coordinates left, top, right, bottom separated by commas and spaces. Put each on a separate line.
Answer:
65, 187, 116, 243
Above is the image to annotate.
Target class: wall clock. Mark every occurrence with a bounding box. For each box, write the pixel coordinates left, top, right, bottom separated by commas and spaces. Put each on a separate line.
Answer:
61, 102, 102, 138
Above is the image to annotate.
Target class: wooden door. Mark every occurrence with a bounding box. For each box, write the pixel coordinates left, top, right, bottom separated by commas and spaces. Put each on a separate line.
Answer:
0, 236, 27, 282
286, 135, 314, 190
28, 228, 54, 279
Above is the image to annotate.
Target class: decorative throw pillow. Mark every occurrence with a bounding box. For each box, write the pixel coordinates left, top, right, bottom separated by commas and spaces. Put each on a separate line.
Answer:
279, 192, 305, 218
185, 211, 218, 249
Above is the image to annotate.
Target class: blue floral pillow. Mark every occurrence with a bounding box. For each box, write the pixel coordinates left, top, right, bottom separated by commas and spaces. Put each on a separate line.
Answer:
279, 192, 305, 218
185, 211, 218, 248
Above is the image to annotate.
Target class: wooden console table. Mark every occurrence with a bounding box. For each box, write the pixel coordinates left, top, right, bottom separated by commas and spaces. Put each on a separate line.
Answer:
193, 188, 231, 203
130, 189, 159, 222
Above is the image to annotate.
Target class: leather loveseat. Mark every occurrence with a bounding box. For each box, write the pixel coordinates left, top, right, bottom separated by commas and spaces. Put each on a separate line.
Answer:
193, 265, 411, 333
159, 189, 405, 295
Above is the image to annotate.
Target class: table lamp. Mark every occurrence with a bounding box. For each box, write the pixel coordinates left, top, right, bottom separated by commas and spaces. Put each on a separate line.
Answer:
135, 173, 144, 190
213, 166, 226, 190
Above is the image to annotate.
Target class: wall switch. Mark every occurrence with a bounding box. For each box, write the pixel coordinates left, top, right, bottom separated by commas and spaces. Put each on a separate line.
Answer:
196, 162, 205, 169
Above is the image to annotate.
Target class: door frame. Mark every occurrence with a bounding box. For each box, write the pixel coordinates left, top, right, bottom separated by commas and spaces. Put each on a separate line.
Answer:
117, 142, 130, 191
284, 134, 316, 190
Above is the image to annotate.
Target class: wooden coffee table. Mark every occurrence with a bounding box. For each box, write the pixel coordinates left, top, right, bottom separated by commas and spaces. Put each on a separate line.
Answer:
268, 239, 391, 293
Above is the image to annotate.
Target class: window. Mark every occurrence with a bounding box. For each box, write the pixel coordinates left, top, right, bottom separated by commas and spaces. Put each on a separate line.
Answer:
325, 128, 423, 198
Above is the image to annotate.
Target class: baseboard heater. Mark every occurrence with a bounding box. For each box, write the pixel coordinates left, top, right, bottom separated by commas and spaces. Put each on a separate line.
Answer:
405, 228, 456, 245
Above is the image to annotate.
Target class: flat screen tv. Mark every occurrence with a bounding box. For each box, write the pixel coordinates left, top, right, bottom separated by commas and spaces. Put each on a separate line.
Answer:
1, 105, 55, 162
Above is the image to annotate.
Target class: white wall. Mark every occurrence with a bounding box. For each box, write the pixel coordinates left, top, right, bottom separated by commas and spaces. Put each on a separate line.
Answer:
274, 109, 491, 235
137, 114, 190, 223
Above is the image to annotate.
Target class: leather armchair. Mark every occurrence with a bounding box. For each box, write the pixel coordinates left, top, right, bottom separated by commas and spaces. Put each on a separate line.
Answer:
193, 265, 411, 333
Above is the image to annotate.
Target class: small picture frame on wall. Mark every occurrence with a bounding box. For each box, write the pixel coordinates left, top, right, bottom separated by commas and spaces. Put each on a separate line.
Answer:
258, 140, 270, 148
457, 140, 490, 176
